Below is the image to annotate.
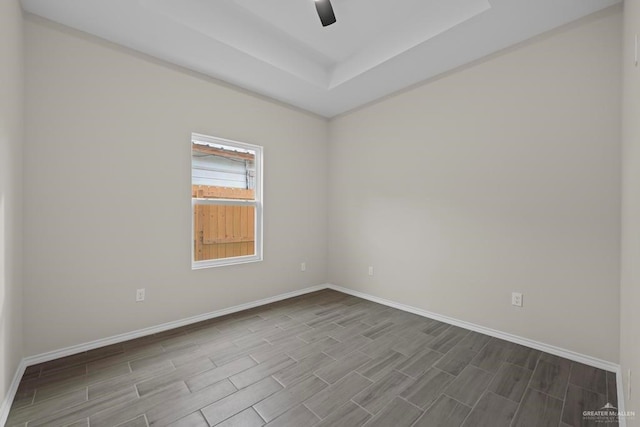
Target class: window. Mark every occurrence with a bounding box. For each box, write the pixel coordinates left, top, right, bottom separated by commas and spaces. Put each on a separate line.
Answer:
191, 133, 263, 268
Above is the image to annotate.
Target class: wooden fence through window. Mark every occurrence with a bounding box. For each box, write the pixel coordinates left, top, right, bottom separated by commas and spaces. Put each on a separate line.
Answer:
193, 185, 255, 261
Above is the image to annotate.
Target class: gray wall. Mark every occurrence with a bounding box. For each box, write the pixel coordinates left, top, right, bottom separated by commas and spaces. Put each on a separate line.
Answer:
0, 0, 24, 408
23, 18, 329, 355
328, 7, 622, 362
620, 0, 640, 421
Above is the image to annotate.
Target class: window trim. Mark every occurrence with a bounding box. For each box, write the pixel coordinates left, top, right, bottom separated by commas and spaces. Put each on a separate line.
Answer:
191, 133, 263, 269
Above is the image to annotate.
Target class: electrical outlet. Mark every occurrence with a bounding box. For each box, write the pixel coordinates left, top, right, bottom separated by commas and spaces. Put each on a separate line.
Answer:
368, 266, 374, 276
300, 262, 306, 272
511, 292, 523, 307
136, 288, 145, 302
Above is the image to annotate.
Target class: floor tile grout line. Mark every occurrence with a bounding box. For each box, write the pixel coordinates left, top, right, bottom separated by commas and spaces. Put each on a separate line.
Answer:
251, 407, 267, 424
488, 361, 532, 406
349, 398, 376, 417
501, 359, 536, 373
558, 361, 574, 427
458, 388, 492, 426
398, 394, 426, 413
508, 347, 543, 427
441, 392, 473, 409
302, 402, 323, 421
410, 392, 450, 426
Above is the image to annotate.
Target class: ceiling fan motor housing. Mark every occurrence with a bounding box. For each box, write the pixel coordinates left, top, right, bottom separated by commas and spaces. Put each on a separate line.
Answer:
315, 0, 337, 27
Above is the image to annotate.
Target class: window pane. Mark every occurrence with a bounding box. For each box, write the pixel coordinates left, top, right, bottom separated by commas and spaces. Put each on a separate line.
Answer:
192, 141, 256, 200
193, 204, 256, 261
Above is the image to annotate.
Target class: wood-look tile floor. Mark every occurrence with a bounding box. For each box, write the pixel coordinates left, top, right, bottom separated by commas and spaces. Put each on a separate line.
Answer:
7, 289, 619, 427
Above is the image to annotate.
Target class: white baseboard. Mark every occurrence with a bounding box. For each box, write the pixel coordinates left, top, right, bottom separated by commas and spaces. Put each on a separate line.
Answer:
2, 282, 625, 425
24, 284, 327, 367
617, 368, 628, 427
326, 284, 620, 373
0, 359, 27, 427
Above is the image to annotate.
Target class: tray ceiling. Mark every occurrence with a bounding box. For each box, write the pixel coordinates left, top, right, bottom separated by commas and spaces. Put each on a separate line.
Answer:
21, 0, 621, 117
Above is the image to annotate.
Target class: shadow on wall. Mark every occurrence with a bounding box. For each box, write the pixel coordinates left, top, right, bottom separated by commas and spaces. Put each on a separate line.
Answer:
0, 192, 7, 398
1, 194, 5, 305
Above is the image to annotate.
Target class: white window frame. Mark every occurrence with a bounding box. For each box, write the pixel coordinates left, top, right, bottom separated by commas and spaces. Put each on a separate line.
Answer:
191, 133, 263, 269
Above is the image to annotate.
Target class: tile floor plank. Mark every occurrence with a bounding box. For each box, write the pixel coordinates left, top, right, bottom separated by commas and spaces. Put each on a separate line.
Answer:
488, 362, 533, 403
145, 380, 237, 427
200, 377, 282, 426
397, 347, 444, 378
413, 394, 471, 427
355, 349, 406, 382
512, 387, 563, 427
252, 375, 327, 423
443, 365, 494, 407
116, 415, 149, 427
314, 351, 372, 384
271, 352, 334, 387
427, 326, 469, 353
561, 383, 607, 427
400, 367, 455, 409
264, 405, 319, 427
88, 360, 174, 400
166, 411, 209, 427
313, 401, 371, 427
228, 354, 295, 389
529, 356, 572, 400
470, 339, 513, 373
216, 408, 265, 427
434, 346, 477, 376
304, 371, 372, 418
90, 382, 191, 427
606, 371, 618, 407
6, 388, 88, 425
33, 363, 132, 403
136, 357, 214, 396
364, 397, 423, 427
506, 345, 541, 370
461, 391, 519, 427
27, 386, 139, 427
455, 332, 492, 352
569, 362, 608, 395
186, 356, 257, 392
352, 369, 414, 414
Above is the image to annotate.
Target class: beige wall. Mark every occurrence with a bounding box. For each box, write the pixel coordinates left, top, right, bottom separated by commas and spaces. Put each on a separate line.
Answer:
0, 0, 24, 408
23, 18, 329, 355
621, 0, 640, 421
328, 7, 622, 362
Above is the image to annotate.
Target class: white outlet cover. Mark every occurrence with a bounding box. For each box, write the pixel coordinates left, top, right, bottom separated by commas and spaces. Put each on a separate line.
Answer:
511, 292, 523, 307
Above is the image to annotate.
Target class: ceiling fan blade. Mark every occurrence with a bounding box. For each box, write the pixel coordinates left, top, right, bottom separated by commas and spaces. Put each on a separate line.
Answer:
315, 0, 336, 27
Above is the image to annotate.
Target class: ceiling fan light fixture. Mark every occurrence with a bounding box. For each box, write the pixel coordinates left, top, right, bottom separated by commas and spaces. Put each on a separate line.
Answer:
314, 0, 337, 27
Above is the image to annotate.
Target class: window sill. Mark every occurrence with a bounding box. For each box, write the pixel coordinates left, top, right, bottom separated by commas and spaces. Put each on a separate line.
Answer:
192, 254, 263, 270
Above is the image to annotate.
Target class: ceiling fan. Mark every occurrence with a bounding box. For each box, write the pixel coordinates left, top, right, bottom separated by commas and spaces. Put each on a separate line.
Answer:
314, 0, 337, 27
